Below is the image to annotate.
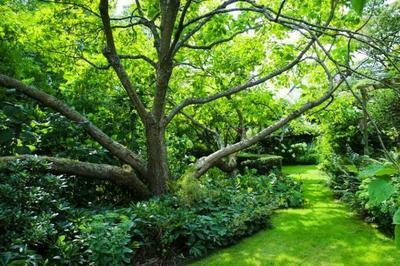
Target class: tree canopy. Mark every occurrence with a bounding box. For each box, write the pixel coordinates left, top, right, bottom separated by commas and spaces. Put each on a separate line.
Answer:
0, 0, 399, 197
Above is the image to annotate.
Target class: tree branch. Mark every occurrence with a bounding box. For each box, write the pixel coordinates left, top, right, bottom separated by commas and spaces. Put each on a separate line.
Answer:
79, 55, 111, 70
275, 0, 287, 21
0, 155, 150, 198
181, 26, 260, 50
0, 74, 147, 176
165, 39, 315, 125
172, 2, 250, 55
170, 0, 193, 52
179, 111, 225, 149
111, 17, 161, 51
119, 54, 157, 69
40, 0, 101, 18
192, 78, 345, 178
151, 0, 180, 121
99, 0, 149, 121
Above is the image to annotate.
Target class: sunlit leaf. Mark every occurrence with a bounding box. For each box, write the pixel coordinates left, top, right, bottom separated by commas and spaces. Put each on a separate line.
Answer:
351, 0, 368, 15
359, 164, 397, 178
368, 177, 394, 204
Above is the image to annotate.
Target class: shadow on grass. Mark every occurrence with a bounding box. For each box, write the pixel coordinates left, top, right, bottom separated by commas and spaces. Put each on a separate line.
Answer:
191, 165, 400, 266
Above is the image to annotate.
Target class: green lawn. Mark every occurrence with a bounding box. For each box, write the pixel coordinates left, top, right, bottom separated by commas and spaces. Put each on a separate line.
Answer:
191, 165, 400, 266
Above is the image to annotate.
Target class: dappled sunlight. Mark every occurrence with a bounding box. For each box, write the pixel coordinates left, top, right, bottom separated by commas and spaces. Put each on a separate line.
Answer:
192, 166, 400, 266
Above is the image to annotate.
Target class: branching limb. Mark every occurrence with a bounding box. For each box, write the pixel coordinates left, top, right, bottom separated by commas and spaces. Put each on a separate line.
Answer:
111, 17, 161, 51
99, 0, 149, 121
170, 0, 193, 53
79, 54, 111, 70
150, 0, 180, 121
165, 39, 315, 125
181, 26, 260, 50
172, 0, 248, 55
119, 54, 157, 69
0, 74, 147, 176
192, 78, 345, 178
275, 0, 287, 21
180, 111, 225, 149
40, 0, 101, 18
0, 155, 150, 198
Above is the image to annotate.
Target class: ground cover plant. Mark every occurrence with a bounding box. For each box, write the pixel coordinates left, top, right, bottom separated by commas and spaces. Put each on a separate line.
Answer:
0, 159, 302, 264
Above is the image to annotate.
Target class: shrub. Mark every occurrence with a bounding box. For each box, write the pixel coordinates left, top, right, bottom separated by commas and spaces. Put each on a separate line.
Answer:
0, 157, 71, 264
80, 213, 135, 266
0, 160, 303, 265
324, 154, 399, 235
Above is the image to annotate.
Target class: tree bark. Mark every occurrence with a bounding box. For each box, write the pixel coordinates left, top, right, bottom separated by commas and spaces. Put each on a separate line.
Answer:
361, 87, 369, 155
0, 155, 151, 199
215, 155, 237, 173
145, 122, 169, 195
152, 0, 179, 121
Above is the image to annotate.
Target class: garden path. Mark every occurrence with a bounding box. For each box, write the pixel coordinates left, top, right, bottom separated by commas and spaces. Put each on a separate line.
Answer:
191, 165, 400, 266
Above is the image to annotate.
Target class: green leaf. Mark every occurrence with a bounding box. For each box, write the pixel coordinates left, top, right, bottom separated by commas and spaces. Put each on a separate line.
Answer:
359, 163, 397, 178
343, 164, 358, 173
368, 177, 394, 204
351, 0, 368, 15
393, 208, 400, 225
0, 252, 12, 266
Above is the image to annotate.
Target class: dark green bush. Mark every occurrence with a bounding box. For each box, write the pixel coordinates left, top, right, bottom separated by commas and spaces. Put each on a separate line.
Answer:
0, 160, 303, 265
0, 157, 72, 264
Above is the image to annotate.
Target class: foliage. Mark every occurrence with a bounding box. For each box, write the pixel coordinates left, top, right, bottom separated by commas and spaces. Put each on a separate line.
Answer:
273, 142, 319, 165
324, 154, 400, 236
2, 0, 392, 195
250, 120, 320, 165
80, 213, 135, 266
0, 160, 303, 264
192, 165, 400, 266
0, 157, 71, 264
176, 169, 208, 205
351, 0, 368, 14
0, 0, 399, 263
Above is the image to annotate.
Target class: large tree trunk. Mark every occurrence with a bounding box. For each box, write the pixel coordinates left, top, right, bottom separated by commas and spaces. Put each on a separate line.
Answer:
145, 122, 169, 195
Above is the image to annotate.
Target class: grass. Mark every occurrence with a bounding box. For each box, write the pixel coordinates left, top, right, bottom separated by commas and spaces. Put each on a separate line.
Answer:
191, 165, 400, 265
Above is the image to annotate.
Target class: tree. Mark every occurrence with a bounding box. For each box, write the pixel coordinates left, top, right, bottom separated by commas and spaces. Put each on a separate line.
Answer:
0, 0, 398, 197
